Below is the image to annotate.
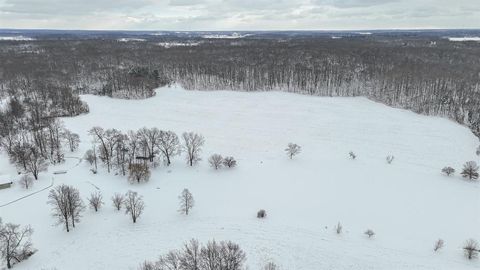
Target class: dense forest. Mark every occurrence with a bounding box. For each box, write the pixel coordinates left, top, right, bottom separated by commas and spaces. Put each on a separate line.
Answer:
0, 33, 479, 161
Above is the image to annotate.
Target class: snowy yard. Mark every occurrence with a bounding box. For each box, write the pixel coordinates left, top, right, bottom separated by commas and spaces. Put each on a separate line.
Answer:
1, 85, 479, 270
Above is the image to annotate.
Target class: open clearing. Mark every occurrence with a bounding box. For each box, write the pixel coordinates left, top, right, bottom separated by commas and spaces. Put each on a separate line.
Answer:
1, 85, 479, 270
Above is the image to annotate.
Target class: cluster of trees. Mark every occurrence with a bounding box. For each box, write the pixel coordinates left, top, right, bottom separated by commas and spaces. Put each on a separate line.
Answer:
433, 238, 480, 260
86, 127, 213, 180
208, 154, 237, 170
47, 186, 197, 229
100, 67, 168, 99
1, 36, 479, 139
442, 161, 479, 180
139, 239, 246, 270
0, 68, 88, 178
47, 185, 147, 228
0, 114, 81, 180
0, 219, 35, 269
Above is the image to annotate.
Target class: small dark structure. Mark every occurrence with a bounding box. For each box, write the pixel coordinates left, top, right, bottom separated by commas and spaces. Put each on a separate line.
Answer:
136, 154, 156, 162
257, 209, 267, 219
0, 181, 13, 190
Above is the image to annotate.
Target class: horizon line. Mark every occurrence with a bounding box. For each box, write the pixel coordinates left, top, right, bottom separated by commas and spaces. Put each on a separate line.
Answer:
1, 27, 480, 33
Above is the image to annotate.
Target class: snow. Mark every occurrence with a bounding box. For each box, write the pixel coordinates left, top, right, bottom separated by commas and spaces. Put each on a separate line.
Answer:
0, 85, 479, 269
0, 174, 12, 184
0, 36, 35, 41
356, 32, 373, 35
157, 42, 200, 48
202, 33, 251, 39
0, 97, 10, 110
447, 37, 480, 42
117, 38, 146, 42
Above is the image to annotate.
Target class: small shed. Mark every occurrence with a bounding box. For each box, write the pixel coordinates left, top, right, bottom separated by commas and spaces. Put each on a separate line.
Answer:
0, 174, 13, 190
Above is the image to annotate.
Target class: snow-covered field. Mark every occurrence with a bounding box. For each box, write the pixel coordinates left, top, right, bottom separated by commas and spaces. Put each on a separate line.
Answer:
157, 42, 200, 48
0, 36, 35, 41
202, 33, 251, 39
1, 85, 479, 270
117, 38, 147, 42
447, 37, 480, 42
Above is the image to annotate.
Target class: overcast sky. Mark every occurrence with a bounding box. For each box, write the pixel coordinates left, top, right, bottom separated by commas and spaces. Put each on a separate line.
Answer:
0, 0, 479, 30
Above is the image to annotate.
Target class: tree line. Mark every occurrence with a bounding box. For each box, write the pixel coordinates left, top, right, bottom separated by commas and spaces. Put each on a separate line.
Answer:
0, 116, 81, 180
0, 37, 479, 139
86, 126, 237, 182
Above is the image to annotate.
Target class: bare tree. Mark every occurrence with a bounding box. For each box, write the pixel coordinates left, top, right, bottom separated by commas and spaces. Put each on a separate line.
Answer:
48, 185, 71, 232
138, 239, 246, 270
45, 119, 65, 164
124, 190, 145, 223
461, 161, 479, 180
264, 262, 278, 270
126, 130, 141, 167
386, 155, 394, 164
83, 149, 95, 165
349, 151, 356, 159
364, 229, 375, 238
89, 127, 115, 173
128, 163, 151, 183
182, 132, 205, 166
63, 130, 80, 152
476, 145, 480, 156
136, 128, 159, 165
138, 261, 157, 270
217, 240, 246, 270
463, 239, 479, 260
25, 147, 47, 180
156, 130, 180, 166
223, 156, 237, 168
434, 239, 444, 252
112, 193, 125, 211
10, 140, 32, 172
0, 220, 35, 269
157, 250, 181, 270
180, 239, 201, 270
178, 188, 194, 215
285, 143, 301, 159
200, 240, 221, 270
47, 184, 84, 232
113, 133, 129, 176
208, 154, 223, 170
88, 192, 104, 212
84, 149, 97, 170
65, 185, 85, 229
19, 175, 33, 190
441, 166, 455, 176
335, 222, 343, 234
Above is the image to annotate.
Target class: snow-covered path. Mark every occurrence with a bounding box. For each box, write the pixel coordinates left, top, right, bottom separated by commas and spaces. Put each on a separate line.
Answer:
0, 85, 479, 269
0, 157, 82, 207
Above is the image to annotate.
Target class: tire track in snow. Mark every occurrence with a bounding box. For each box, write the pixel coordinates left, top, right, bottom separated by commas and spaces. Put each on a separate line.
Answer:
0, 177, 55, 208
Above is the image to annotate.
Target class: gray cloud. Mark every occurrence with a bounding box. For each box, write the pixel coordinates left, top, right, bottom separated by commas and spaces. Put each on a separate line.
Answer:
1, 0, 152, 15
312, 0, 400, 8
168, 0, 204, 6
0, 0, 479, 30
